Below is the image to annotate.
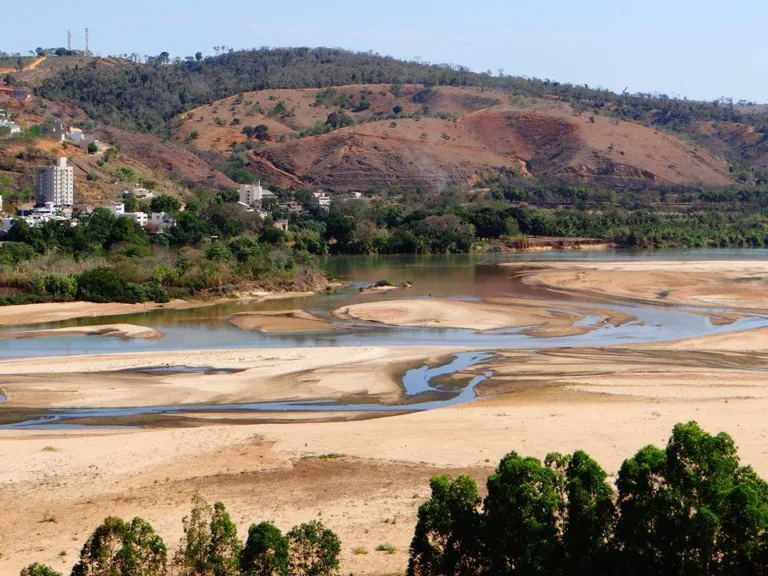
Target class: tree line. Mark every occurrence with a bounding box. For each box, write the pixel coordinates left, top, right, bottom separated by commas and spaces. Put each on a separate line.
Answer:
20, 497, 340, 576
408, 422, 768, 576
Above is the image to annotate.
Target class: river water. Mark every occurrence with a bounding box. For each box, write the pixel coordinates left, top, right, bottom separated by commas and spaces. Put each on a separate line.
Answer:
0, 249, 766, 358
1, 249, 768, 427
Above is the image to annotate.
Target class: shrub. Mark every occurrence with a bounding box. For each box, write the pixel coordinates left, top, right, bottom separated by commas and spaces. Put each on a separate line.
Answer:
76, 267, 148, 303
19, 564, 61, 576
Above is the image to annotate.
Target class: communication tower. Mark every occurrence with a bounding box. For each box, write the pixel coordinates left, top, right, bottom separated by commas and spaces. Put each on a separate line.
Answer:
67, 30, 72, 51
85, 28, 90, 56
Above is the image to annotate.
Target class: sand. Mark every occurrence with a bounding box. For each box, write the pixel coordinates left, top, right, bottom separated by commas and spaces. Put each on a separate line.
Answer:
229, 310, 336, 333
0, 346, 462, 409
507, 260, 768, 309
4, 335, 768, 574
336, 298, 582, 332
0, 323, 162, 341
6, 260, 768, 575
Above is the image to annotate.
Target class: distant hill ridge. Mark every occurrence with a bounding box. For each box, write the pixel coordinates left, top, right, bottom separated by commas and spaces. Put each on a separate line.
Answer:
24, 47, 768, 190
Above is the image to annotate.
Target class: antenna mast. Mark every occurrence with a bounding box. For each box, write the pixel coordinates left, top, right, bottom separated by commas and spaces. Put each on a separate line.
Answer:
67, 30, 72, 51
85, 28, 90, 56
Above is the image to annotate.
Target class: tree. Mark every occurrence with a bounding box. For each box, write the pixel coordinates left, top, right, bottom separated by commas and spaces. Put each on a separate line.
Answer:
19, 564, 61, 576
484, 451, 564, 575
407, 475, 484, 576
208, 502, 241, 576
324, 111, 353, 130
176, 498, 241, 576
241, 522, 290, 576
71, 517, 166, 576
286, 521, 340, 576
614, 421, 768, 576
242, 126, 255, 139
86, 142, 98, 154
150, 194, 181, 213
195, 52, 203, 62
176, 496, 213, 576
253, 124, 270, 141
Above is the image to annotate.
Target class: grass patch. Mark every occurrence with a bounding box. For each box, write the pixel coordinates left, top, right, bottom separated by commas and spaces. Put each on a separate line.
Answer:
352, 546, 368, 555
58, 551, 67, 557
40, 514, 57, 523
42, 446, 58, 452
376, 543, 397, 554
302, 453, 345, 460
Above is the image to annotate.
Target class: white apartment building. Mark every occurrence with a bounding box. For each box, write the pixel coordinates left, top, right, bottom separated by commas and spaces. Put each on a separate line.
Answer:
35, 157, 74, 207
125, 212, 148, 227
313, 191, 332, 208
239, 181, 275, 207
0, 119, 20, 134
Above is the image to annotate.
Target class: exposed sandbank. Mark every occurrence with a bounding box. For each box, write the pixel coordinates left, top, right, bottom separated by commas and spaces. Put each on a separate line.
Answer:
505, 260, 768, 310
0, 323, 162, 341
229, 310, 336, 333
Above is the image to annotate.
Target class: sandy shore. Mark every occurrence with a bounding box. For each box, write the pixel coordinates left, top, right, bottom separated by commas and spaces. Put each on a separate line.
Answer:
506, 260, 768, 309
229, 310, 336, 333
0, 291, 321, 328
6, 259, 768, 575
0, 323, 162, 341
0, 346, 462, 409
4, 329, 768, 574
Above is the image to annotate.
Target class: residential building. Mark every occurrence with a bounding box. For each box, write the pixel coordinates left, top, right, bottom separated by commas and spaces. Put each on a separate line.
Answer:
150, 212, 174, 230
42, 117, 67, 141
312, 191, 332, 208
274, 219, 289, 232
279, 200, 304, 214
123, 187, 155, 199
67, 128, 99, 150
0, 111, 20, 135
124, 212, 148, 227
239, 181, 275, 207
35, 157, 74, 207
104, 203, 125, 216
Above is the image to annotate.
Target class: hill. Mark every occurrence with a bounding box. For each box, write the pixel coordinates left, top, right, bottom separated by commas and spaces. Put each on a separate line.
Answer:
170, 85, 731, 191
13, 47, 768, 194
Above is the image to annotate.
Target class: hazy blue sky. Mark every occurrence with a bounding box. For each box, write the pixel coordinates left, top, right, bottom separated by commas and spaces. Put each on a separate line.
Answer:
4, 0, 766, 102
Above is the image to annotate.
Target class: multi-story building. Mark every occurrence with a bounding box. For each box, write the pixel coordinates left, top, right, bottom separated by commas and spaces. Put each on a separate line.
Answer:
239, 181, 275, 207
35, 157, 74, 207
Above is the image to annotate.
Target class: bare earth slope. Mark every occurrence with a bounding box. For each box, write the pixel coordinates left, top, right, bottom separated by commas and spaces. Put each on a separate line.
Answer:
172, 85, 732, 190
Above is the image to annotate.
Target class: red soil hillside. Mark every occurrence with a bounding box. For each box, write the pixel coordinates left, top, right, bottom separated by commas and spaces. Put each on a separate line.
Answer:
172, 85, 733, 191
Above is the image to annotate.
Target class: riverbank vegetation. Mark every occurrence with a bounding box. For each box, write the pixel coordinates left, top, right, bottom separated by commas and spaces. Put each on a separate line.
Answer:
408, 421, 768, 576
3, 182, 768, 306
21, 497, 340, 576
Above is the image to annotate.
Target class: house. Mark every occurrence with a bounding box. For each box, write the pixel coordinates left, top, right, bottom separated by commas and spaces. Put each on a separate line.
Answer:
239, 181, 275, 207
348, 191, 363, 199
150, 212, 174, 230
312, 191, 332, 208
124, 212, 148, 227
11, 89, 30, 102
42, 117, 67, 142
123, 188, 156, 199
0, 118, 20, 134
104, 203, 125, 216
67, 128, 99, 150
279, 200, 304, 214
274, 219, 289, 232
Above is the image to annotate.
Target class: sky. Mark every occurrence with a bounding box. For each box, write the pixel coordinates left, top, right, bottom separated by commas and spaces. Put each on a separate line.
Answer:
3, 0, 766, 103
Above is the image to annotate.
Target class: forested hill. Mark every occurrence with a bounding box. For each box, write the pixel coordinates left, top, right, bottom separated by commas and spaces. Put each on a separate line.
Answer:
38, 47, 764, 137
